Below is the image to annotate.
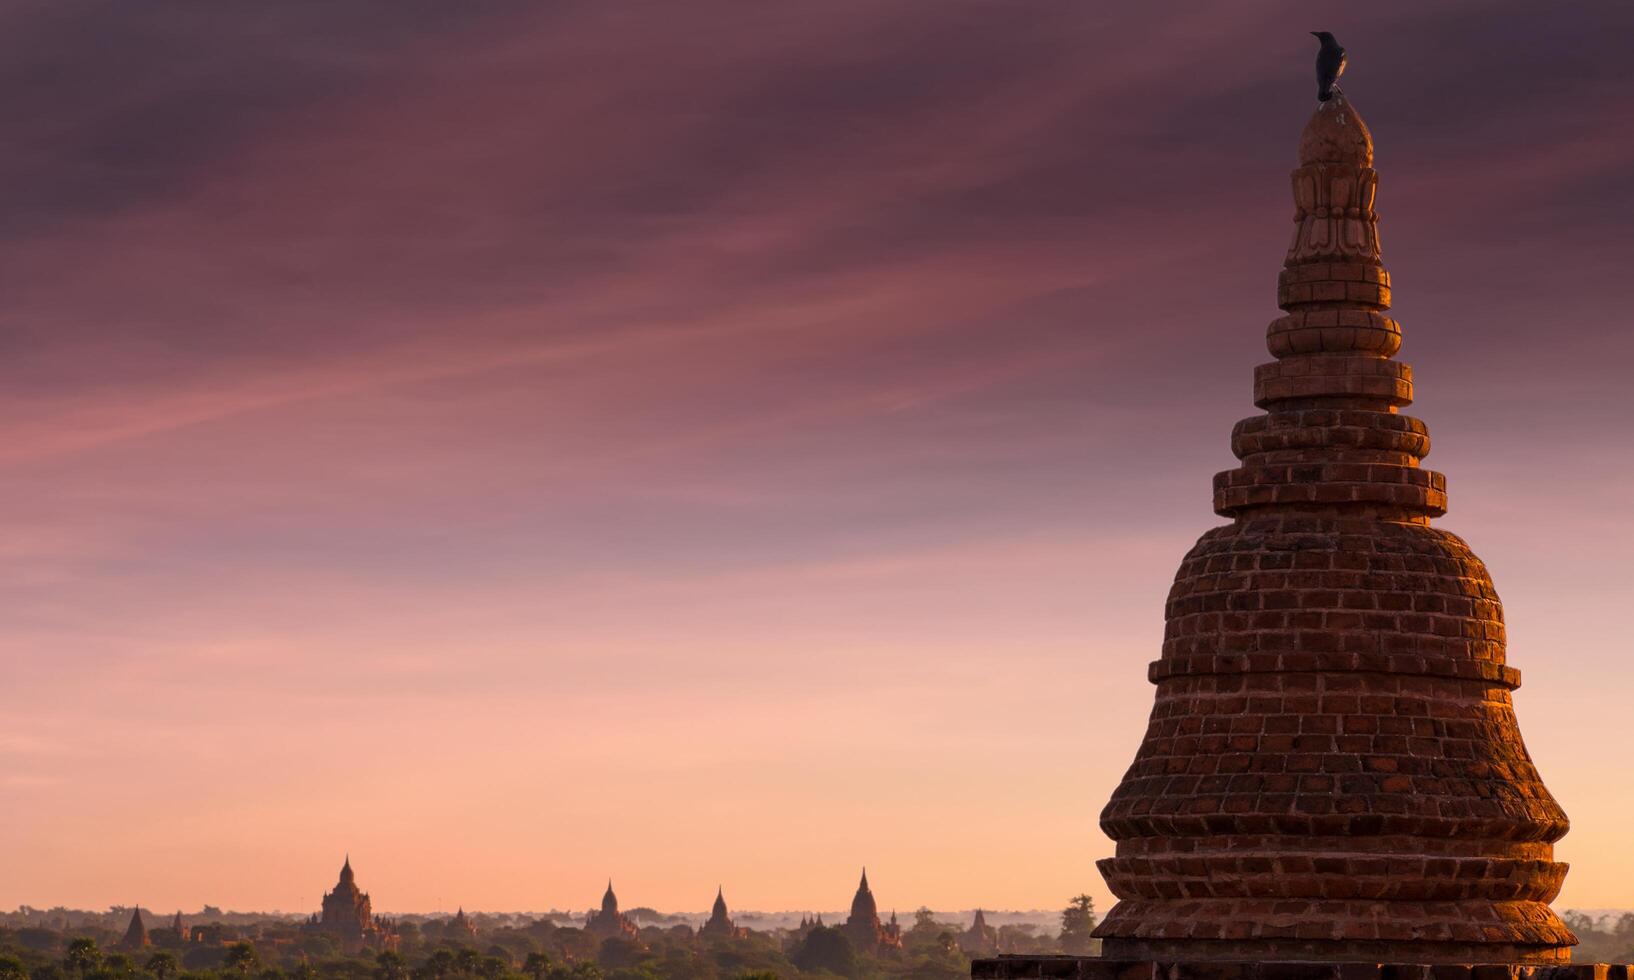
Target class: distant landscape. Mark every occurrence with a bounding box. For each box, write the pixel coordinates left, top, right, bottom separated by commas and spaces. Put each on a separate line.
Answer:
7, 902, 1634, 980
0, 889, 1098, 980
0, 910, 1065, 936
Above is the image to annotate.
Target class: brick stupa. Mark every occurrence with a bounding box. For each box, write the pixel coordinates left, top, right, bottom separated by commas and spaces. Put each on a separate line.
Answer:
1081, 91, 1574, 966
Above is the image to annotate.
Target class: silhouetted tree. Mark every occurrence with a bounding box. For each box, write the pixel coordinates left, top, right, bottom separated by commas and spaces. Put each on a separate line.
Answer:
423, 949, 456, 980
1563, 911, 1599, 936
1617, 913, 1634, 941
596, 939, 644, 971
375, 951, 408, 980
181, 945, 225, 973
905, 947, 968, 980
545, 964, 601, 980
0, 955, 27, 980
1057, 896, 1097, 955
64, 939, 101, 977
791, 926, 855, 978
396, 923, 423, 954
649, 948, 707, 980
143, 952, 178, 980
522, 953, 552, 980
15, 930, 61, 955
223, 943, 260, 977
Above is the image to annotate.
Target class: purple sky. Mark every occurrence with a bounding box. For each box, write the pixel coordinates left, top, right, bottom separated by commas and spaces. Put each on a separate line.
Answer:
1, 1, 1632, 915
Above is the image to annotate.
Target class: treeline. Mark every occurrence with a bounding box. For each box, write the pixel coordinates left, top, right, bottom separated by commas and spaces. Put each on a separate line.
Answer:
1561, 912, 1634, 965
0, 900, 1099, 980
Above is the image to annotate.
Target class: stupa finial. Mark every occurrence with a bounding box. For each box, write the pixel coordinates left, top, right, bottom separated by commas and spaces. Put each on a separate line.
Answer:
1298, 90, 1372, 167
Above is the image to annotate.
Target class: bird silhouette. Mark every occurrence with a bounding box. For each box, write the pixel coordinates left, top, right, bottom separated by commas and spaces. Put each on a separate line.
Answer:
1311, 31, 1346, 102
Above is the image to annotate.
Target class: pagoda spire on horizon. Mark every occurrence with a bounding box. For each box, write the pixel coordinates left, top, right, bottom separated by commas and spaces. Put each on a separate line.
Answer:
585, 879, 637, 940
1092, 87, 1574, 965
842, 866, 900, 952
313, 854, 392, 953
700, 885, 745, 939
120, 908, 149, 951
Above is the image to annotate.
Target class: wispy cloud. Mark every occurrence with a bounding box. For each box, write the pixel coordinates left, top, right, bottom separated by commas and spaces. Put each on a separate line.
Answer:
1, 0, 1631, 914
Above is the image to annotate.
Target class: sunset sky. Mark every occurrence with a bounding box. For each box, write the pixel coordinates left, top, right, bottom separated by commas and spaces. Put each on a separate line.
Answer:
2, 2, 1633, 917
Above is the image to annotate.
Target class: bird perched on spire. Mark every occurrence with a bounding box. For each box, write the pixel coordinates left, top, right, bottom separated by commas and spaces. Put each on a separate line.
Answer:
1311, 31, 1346, 102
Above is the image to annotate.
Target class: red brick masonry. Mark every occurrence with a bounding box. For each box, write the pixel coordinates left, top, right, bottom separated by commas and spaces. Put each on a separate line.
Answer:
972, 960, 1625, 980
1090, 93, 1572, 964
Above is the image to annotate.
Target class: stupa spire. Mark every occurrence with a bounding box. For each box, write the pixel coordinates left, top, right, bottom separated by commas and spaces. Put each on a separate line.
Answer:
1210, 89, 1445, 526
1093, 84, 1573, 965
121, 908, 149, 950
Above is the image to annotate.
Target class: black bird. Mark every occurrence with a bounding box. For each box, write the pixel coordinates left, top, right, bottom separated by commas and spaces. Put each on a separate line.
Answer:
1311, 31, 1346, 102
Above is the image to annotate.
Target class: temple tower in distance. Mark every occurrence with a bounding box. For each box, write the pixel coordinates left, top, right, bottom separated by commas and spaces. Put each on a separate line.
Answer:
585, 881, 639, 940
1092, 91, 1573, 965
699, 887, 749, 940
959, 909, 998, 956
306, 856, 396, 952
842, 869, 903, 952
120, 909, 149, 951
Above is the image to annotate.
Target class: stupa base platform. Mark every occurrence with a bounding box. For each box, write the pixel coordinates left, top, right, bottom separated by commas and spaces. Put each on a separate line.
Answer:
971, 959, 1628, 980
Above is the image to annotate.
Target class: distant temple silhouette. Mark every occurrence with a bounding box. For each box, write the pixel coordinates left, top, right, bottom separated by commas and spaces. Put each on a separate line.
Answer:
841, 869, 901, 952
304, 856, 398, 952
584, 881, 639, 940
795, 912, 826, 935
120, 908, 149, 950
698, 887, 748, 940
958, 909, 997, 956
447, 907, 477, 938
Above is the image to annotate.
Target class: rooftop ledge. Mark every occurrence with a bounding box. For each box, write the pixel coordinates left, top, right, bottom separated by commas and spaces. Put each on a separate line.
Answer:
971, 958, 1633, 980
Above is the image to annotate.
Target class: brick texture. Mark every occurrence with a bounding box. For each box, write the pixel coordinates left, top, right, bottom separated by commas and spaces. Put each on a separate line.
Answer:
970, 961, 1631, 980
1091, 93, 1571, 964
